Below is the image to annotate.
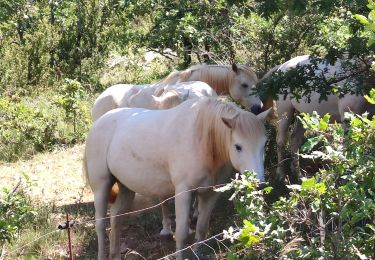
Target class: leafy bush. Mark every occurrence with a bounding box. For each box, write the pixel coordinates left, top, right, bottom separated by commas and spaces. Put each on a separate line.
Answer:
0, 181, 37, 246
221, 93, 375, 259
0, 97, 58, 161
53, 79, 90, 141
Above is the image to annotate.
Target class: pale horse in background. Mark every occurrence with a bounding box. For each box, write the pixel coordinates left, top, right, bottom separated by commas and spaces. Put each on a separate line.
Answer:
91, 81, 217, 121
83, 97, 270, 260
128, 81, 217, 109
156, 63, 263, 114
259, 55, 375, 183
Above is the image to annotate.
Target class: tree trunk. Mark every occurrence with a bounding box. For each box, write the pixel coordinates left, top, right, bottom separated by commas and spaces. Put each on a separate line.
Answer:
181, 35, 192, 68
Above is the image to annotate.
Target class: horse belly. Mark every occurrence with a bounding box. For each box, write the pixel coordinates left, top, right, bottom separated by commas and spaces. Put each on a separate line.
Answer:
291, 95, 341, 122
110, 162, 175, 198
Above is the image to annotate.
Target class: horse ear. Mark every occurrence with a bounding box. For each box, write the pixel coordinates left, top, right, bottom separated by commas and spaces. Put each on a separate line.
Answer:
222, 113, 239, 129
256, 108, 271, 123
232, 63, 239, 74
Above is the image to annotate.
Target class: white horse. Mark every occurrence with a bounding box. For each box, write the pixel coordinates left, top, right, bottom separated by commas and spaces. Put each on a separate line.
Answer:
91, 83, 157, 121
260, 55, 375, 183
156, 63, 263, 114
128, 81, 217, 110
91, 81, 217, 121
84, 97, 270, 259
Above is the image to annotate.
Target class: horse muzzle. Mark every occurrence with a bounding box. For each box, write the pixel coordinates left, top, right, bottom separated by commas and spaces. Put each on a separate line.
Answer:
250, 103, 263, 115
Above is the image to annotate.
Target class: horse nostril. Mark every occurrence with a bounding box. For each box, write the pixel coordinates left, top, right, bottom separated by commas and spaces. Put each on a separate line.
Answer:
257, 182, 267, 191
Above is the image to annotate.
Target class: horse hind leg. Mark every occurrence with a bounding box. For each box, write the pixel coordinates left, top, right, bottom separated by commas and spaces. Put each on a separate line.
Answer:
109, 182, 135, 260
92, 177, 114, 260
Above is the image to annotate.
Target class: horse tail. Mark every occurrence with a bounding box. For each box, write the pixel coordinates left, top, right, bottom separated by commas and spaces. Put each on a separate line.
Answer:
82, 147, 90, 188
83, 145, 119, 203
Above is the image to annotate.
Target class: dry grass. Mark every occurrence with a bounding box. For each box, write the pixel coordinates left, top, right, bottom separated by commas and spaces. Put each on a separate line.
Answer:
0, 144, 92, 206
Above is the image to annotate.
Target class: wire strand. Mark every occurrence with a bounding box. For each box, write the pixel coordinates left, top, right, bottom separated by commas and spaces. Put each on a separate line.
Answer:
75, 183, 228, 226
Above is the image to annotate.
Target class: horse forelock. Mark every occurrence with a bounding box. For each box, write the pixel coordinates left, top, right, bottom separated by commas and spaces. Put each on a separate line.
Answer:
237, 64, 258, 82
195, 98, 265, 170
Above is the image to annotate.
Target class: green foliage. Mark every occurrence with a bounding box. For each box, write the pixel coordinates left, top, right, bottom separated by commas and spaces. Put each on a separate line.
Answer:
0, 97, 58, 161
221, 106, 375, 259
54, 79, 90, 141
365, 88, 375, 103
354, 0, 375, 45
0, 180, 37, 245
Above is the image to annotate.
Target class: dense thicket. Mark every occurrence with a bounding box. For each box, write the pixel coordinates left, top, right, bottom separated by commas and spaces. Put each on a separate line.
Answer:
0, 0, 372, 92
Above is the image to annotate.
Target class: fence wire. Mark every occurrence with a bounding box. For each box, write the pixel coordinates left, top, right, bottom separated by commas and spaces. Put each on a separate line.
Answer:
5, 183, 241, 259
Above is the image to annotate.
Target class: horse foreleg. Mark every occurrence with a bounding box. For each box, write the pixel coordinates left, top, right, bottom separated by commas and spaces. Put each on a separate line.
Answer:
194, 190, 219, 242
290, 120, 305, 184
109, 182, 135, 260
160, 199, 173, 236
174, 187, 192, 260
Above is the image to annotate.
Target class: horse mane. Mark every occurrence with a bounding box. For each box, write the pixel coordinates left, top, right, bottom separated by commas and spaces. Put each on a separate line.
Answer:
155, 64, 258, 96
195, 98, 265, 170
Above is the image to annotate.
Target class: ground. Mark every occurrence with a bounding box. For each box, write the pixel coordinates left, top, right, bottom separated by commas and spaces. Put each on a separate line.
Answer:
1, 144, 233, 259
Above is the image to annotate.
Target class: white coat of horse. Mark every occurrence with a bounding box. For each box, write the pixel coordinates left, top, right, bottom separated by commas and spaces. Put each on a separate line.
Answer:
91, 81, 217, 121
84, 97, 270, 259
128, 81, 217, 110
260, 55, 374, 182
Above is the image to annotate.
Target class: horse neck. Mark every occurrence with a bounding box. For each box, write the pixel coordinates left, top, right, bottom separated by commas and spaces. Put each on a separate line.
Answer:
192, 66, 232, 95
195, 101, 231, 170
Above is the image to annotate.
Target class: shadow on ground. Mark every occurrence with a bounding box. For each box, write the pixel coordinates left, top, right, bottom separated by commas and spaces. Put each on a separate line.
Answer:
56, 192, 235, 259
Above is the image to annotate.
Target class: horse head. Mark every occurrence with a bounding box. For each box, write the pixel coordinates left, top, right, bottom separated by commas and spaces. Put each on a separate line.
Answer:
221, 108, 271, 183
229, 63, 263, 114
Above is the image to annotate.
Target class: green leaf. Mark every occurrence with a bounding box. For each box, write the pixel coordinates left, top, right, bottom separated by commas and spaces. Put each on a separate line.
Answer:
301, 177, 315, 189
227, 252, 239, 260
301, 136, 324, 152
364, 89, 375, 104
319, 114, 330, 131
353, 14, 369, 25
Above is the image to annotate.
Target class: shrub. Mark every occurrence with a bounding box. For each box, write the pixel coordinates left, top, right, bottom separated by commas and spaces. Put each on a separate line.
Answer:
0, 180, 37, 246
53, 78, 90, 141
0, 97, 58, 161
221, 90, 375, 259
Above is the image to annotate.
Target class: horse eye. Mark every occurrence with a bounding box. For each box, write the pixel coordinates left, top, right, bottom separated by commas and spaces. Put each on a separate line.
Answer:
235, 144, 242, 152
241, 83, 249, 88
